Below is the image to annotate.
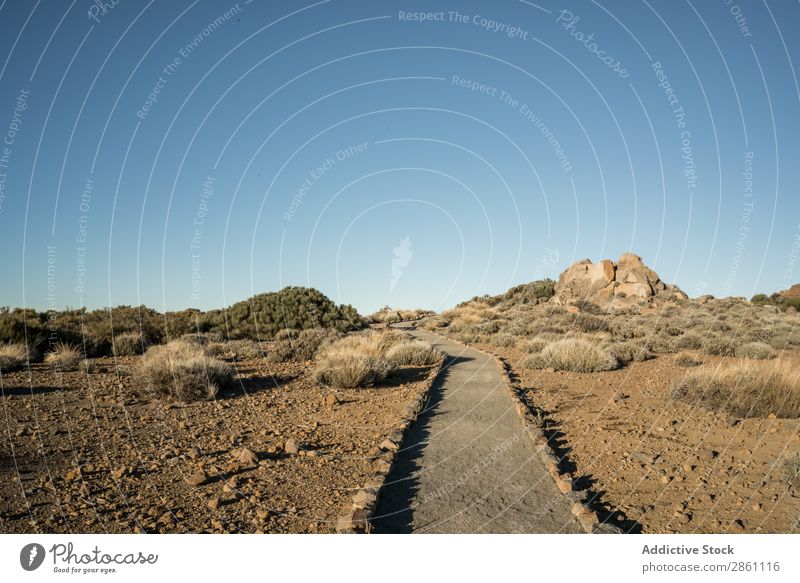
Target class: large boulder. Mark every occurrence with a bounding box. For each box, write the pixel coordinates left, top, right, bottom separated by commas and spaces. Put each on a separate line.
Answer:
552, 253, 686, 308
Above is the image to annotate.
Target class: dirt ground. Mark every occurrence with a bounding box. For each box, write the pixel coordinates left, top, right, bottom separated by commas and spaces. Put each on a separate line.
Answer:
471, 342, 800, 533
0, 355, 437, 533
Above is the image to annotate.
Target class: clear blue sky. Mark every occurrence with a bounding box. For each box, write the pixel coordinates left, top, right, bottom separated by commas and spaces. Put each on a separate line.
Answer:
1, 0, 798, 315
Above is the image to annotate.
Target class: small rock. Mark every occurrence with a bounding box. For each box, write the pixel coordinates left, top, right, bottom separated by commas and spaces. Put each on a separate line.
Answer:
379, 439, 399, 452
208, 497, 221, 510
630, 451, 657, 464
65, 468, 81, 482
238, 448, 258, 465
284, 439, 299, 455
698, 449, 717, 461
325, 393, 339, 408
187, 447, 201, 460
185, 469, 209, 487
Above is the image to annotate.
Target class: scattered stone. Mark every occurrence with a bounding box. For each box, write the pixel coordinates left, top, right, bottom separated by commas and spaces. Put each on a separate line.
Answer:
698, 449, 717, 461
185, 469, 209, 487
284, 439, 299, 455
238, 448, 258, 465
208, 497, 221, 510
379, 438, 399, 452
630, 451, 657, 464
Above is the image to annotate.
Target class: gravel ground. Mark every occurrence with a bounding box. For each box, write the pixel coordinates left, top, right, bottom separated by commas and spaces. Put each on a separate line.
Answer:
0, 354, 438, 533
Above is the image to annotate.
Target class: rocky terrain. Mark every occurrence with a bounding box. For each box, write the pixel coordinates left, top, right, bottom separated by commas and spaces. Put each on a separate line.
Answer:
0, 351, 439, 533
427, 254, 800, 533
551, 252, 687, 308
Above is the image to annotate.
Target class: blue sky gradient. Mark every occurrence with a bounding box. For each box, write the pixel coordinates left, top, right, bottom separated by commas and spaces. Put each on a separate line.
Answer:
1, 0, 798, 314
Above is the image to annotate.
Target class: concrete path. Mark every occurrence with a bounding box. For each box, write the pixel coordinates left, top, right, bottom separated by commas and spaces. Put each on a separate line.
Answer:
372, 323, 583, 533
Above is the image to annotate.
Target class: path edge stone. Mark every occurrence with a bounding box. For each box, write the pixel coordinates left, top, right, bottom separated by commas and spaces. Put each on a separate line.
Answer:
441, 334, 625, 534
335, 356, 446, 534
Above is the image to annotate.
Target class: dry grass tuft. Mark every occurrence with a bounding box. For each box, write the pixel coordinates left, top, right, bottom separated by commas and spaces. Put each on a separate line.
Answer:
139, 339, 234, 401
671, 360, 800, 418
0, 343, 30, 372
784, 452, 800, 488
674, 351, 703, 367
113, 332, 144, 356
521, 339, 618, 372
313, 331, 406, 388
518, 337, 548, 353
385, 340, 442, 366
44, 343, 82, 371
735, 341, 776, 360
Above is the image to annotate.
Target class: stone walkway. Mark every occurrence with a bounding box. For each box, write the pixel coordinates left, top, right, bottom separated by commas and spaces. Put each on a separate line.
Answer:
372, 324, 583, 533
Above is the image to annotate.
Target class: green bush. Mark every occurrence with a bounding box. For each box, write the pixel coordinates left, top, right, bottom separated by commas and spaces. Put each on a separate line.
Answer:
199, 286, 365, 339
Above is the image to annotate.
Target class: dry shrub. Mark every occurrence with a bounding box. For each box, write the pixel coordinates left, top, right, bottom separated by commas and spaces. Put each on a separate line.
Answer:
675, 351, 703, 367
267, 328, 338, 363
674, 332, 704, 350
488, 333, 516, 347
419, 315, 449, 330
671, 360, 800, 418
139, 340, 234, 401
112, 331, 144, 356
784, 452, 800, 488
313, 332, 399, 388
703, 336, 739, 356
211, 339, 265, 360
385, 340, 442, 366
608, 341, 653, 364
521, 339, 618, 372
180, 333, 213, 346
573, 313, 608, 333
0, 343, 30, 371
519, 337, 548, 353
45, 343, 82, 371
643, 334, 676, 354
735, 341, 776, 360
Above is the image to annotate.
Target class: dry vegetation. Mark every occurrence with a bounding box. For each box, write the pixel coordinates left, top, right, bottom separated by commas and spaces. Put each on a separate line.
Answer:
521, 338, 618, 372
44, 342, 82, 371
425, 282, 800, 532
0, 342, 30, 372
672, 360, 800, 418
0, 320, 442, 533
313, 330, 440, 388
139, 339, 235, 402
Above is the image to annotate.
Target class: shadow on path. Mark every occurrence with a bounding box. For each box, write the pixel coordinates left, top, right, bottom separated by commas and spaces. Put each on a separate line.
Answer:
371, 355, 471, 533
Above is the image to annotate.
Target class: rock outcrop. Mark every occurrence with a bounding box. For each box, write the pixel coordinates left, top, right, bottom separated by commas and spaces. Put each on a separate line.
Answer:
551, 253, 687, 308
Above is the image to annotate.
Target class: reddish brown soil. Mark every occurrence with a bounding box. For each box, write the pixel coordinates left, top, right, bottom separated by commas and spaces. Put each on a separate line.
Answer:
0, 356, 437, 533
473, 343, 800, 533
